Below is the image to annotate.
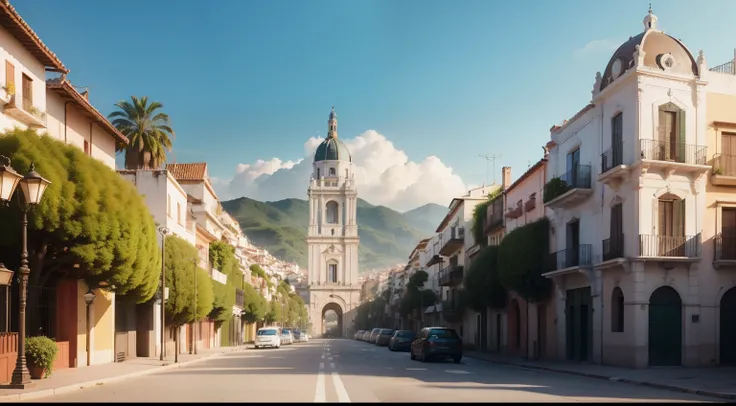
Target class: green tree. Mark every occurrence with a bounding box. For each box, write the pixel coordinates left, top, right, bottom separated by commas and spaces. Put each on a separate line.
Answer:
464, 245, 507, 312
0, 130, 161, 329
399, 270, 437, 316
471, 190, 502, 246
497, 217, 553, 302
109, 96, 175, 170
241, 283, 266, 324
208, 241, 238, 328
163, 235, 214, 327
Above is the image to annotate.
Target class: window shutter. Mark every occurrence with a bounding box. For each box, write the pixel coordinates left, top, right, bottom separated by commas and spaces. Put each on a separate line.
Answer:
673, 199, 685, 238
678, 111, 687, 161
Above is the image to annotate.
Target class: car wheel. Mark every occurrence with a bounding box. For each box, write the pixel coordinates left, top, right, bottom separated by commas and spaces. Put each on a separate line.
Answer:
420, 350, 427, 363
410, 349, 416, 360
453, 356, 462, 364
254, 345, 260, 349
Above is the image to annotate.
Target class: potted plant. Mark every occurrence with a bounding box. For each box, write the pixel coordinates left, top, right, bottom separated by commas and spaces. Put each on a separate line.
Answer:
714, 167, 724, 175
25, 336, 58, 379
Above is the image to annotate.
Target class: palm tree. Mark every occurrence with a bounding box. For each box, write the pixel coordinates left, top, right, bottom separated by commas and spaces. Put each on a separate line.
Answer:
109, 96, 175, 169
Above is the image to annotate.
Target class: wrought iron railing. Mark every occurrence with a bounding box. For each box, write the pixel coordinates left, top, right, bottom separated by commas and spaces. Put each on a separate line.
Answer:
550, 244, 592, 270
714, 234, 736, 261
438, 265, 464, 286
601, 142, 624, 174
602, 234, 625, 261
638, 234, 701, 258
712, 153, 736, 176
710, 61, 735, 75
639, 139, 707, 165
560, 165, 592, 190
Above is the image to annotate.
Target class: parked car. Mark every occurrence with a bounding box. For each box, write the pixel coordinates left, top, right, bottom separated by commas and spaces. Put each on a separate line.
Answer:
410, 327, 462, 363
354, 330, 365, 340
376, 329, 394, 346
293, 330, 304, 342
281, 328, 294, 345
361, 331, 371, 341
369, 328, 382, 343
255, 327, 281, 349
388, 330, 416, 352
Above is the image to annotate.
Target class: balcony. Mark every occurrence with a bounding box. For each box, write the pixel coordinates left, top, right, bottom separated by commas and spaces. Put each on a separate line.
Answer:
598, 142, 630, 188
550, 244, 592, 271
637, 140, 708, 177
439, 264, 464, 286
711, 154, 736, 186
543, 165, 593, 209
484, 198, 504, 235
602, 234, 625, 262
211, 268, 228, 284
439, 226, 464, 256
638, 234, 700, 260
3, 95, 46, 128
714, 234, 736, 269
425, 253, 443, 268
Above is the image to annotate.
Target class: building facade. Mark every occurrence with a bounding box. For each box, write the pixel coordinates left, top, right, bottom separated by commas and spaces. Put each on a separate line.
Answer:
306, 107, 361, 337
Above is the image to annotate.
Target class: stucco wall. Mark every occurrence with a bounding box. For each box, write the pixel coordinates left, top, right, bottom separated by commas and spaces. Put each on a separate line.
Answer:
76, 280, 115, 366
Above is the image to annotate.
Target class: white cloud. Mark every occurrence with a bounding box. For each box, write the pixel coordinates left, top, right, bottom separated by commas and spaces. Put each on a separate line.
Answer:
215, 130, 468, 212
574, 39, 619, 56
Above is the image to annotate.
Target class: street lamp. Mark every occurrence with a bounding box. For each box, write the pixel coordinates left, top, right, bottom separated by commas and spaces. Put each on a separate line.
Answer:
0, 263, 13, 333
2, 160, 51, 388
157, 226, 169, 362
83, 288, 96, 367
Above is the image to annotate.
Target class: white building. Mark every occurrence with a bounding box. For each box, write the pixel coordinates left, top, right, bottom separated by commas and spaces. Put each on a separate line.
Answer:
306, 107, 361, 337
542, 8, 734, 368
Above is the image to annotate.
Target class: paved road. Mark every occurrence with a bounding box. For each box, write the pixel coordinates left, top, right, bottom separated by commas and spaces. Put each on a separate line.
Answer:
31, 338, 720, 403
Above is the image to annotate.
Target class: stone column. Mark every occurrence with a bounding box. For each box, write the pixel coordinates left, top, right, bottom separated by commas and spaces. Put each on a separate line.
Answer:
630, 261, 648, 368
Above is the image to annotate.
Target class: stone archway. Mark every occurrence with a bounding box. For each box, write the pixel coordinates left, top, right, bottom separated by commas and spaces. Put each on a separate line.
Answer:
720, 287, 736, 365
322, 302, 344, 338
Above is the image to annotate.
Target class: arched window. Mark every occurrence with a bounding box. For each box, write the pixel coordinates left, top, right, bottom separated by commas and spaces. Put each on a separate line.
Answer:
329, 167, 336, 176
328, 263, 338, 283
326, 201, 339, 224
611, 287, 624, 332
345, 169, 349, 178
317, 168, 320, 178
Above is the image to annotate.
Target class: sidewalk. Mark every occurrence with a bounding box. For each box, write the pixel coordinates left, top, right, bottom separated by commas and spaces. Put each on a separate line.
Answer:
464, 351, 736, 400
0, 345, 245, 402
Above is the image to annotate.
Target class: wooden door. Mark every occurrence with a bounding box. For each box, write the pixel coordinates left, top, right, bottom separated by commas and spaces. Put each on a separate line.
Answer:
721, 208, 736, 260
648, 286, 682, 366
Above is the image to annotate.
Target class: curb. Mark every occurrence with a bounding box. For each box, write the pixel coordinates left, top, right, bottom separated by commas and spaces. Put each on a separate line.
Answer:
464, 354, 736, 401
0, 348, 243, 402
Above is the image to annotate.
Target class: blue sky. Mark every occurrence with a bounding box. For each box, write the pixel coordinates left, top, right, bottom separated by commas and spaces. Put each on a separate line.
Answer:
15, 0, 736, 209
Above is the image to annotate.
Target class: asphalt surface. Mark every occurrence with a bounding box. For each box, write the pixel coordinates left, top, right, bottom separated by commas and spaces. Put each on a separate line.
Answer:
30, 338, 720, 403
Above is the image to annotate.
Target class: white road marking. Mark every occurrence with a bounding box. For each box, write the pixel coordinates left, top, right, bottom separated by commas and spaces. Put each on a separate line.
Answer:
331, 372, 351, 403
319, 362, 324, 370
314, 372, 326, 402
445, 369, 471, 374
321, 354, 325, 359
330, 362, 336, 369
328, 356, 333, 361
406, 368, 426, 371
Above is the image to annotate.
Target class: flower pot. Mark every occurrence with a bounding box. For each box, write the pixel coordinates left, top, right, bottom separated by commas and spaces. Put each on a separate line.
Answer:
28, 362, 45, 379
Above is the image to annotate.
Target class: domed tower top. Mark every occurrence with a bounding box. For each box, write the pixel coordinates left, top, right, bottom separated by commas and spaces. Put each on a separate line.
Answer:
314, 106, 351, 162
643, 4, 658, 31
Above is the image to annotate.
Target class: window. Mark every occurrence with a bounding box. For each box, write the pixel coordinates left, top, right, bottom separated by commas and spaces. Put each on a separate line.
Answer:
328, 263, 338, 283
722, 207, 736, 260
657, 196, 685, 256
566, 148, 581, 186
177, 202, 182, 225
21, 74, 32, 107
329, 167, 336, 176
5, 61, 14, 91
657, 103, 685, 162
317, 168, 320, 178
325, 201, 338, 224
345, 169, 348, 178
611, 287, 624, 332
611, 113, 623, 166
83, 140, 89, 155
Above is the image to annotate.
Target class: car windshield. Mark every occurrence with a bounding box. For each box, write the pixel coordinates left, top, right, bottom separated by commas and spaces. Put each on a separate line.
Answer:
380, 329, 393, 335
282, 329, 291, 334
396, 330, 415, 338
258, 329, 277, 336
429, 329, 459, 339
372, 329, 380, 333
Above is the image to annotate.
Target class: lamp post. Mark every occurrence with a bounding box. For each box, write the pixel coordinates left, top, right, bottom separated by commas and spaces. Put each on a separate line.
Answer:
83, 288, 96, 367
0, 263, 13, 332
157, 226, 169, 361
0, 159, 51, 389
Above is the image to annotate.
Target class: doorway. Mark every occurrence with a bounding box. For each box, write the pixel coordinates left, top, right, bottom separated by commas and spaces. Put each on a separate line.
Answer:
565, 287, 592, 362
720, 287, 736, 365
648, 286, 682, 366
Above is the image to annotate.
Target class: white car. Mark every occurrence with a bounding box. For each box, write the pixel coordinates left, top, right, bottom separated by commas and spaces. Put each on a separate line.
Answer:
280, 328, 294, 345
255, 327, 281, 349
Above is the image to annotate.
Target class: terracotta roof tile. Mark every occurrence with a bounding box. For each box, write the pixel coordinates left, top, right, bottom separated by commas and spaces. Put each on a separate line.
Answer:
167, 163, 208, 181
0, 1, 67, 72
46, 78, 127, 144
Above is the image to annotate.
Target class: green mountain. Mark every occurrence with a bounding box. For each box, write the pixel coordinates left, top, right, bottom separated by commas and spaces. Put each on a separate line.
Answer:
221, 197, 448, 272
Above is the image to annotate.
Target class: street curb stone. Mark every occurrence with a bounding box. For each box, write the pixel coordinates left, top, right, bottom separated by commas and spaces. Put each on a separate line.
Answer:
464, 354, 736, 401
0, 348, 243, 402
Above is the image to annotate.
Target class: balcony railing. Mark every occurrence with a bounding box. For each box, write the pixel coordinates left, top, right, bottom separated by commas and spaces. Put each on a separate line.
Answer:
438, 265, 464, 286
602, 234, 625, 261
712, 154, 736, 177
439, 226, 464, 256
638, 234, 701, 258
550, 244, 592, 270
710, 61, 735, 75
639, 139, 707, 166
714, 234, 736, 261
601, 142, 624, 174
543, 165, 592, 206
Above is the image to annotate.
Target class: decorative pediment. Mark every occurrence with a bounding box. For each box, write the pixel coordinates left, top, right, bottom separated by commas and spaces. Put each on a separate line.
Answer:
322, 244, 342, 255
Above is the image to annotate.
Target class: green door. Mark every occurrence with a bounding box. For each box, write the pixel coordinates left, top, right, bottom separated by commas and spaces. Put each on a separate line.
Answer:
720, 288, 736, 365
648, 286, 682, 366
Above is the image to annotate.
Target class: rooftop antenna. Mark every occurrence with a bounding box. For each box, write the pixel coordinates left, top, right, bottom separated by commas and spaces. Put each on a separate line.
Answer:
478, 154, 501, 185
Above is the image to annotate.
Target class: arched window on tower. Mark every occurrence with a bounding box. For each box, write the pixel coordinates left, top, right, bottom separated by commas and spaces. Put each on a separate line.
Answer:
329, 167, 336, 176
317, 168, 320, 178
328, 263, 338, 283
326, 201, 339, 224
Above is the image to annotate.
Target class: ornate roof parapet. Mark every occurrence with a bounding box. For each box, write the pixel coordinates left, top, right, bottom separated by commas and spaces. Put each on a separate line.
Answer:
697, 49, 707, 72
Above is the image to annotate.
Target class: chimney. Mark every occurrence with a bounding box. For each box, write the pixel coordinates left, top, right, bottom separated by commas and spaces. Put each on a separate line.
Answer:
502, 166, 512, 190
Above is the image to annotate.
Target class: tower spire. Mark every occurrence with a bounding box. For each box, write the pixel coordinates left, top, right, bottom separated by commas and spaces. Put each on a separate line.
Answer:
327, 106, 338, 139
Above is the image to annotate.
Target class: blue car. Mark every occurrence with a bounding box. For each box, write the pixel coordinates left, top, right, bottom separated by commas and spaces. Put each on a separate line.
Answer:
388, 330, 416, 352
